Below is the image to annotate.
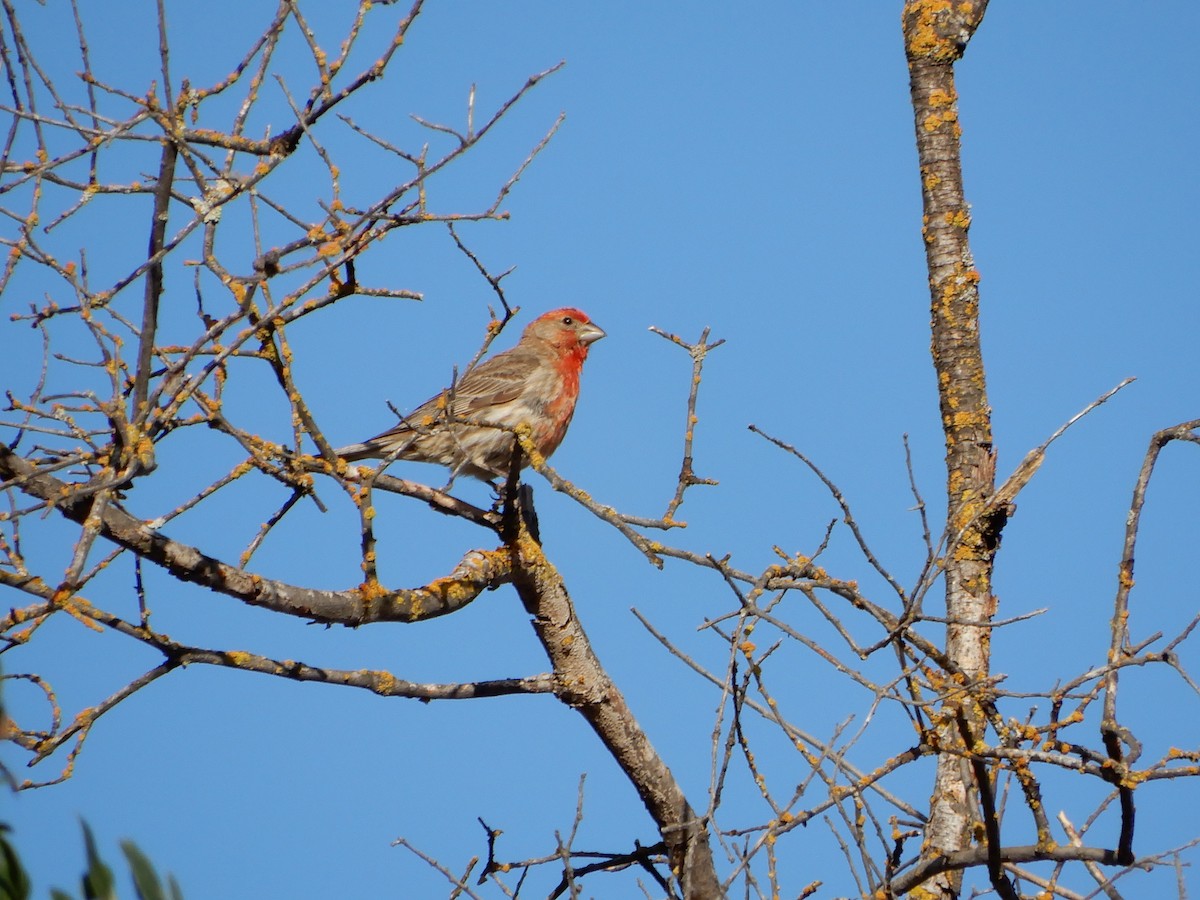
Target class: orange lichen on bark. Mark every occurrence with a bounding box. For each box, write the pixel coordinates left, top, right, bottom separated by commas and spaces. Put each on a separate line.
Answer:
905, 0, 957, 60
923, 107, 959, 133
356, 579, 390, 602
944, 208, 972, 229
1119, 560, 1135, 589
928, 87, 957, 107
369, 670, 397, 695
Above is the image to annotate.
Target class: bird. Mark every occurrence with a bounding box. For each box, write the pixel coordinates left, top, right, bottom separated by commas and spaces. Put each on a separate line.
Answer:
335, 308, 605, 486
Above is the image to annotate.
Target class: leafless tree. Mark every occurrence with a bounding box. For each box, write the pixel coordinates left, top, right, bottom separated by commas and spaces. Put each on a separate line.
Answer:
2, 2, 1197, 898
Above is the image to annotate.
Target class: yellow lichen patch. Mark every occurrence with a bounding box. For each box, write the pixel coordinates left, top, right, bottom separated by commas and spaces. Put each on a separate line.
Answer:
370, 670, 397, 695
904, 0, 958, 61
134, 433, 155, 468
61, 598, 103, 633
928, 87, 957, 107
357, 580, 391, 602
1119, 561, 1135, 589
5, 604, 34, 626
421, 574, 477, 606
1122, 770, 1146, 788
944, 208, 972, 229
950, 409, 988, 429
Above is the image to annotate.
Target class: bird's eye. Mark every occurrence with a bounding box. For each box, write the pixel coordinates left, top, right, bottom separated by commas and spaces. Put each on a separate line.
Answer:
561, 316, 574, 326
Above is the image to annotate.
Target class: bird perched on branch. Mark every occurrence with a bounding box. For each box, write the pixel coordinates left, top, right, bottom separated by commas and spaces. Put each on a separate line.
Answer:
336, 308, 606, 486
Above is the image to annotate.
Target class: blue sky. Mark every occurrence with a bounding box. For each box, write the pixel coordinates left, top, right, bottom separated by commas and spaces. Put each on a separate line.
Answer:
3, 2, 1199, 896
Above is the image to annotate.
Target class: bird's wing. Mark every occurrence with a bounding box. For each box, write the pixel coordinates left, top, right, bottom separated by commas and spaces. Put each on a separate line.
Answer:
353, 347, 532, 446
446, 348, 534, 417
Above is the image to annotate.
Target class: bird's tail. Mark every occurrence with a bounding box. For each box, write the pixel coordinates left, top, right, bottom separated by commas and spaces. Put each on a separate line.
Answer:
333, 441, 383, 462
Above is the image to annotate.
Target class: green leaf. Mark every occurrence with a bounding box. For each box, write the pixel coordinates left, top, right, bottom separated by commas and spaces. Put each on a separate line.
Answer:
120, 841, 165, 900
1, 818, 181, 900
79, 822, 115, 900
0, 825, 32, 900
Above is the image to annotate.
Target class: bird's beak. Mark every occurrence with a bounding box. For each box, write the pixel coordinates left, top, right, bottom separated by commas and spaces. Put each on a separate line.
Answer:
579, 321, 606, 345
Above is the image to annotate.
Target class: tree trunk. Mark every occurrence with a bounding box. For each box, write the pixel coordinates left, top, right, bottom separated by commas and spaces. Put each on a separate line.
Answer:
902, 2, 998, 896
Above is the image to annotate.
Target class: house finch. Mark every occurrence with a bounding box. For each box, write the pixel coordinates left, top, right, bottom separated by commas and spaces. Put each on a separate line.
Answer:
336, 308, 605, 484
